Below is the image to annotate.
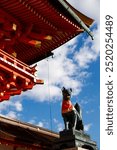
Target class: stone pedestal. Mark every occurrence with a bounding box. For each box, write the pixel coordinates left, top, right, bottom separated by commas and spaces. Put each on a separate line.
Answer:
63, 148, 88, 150
53, 129, 98, 150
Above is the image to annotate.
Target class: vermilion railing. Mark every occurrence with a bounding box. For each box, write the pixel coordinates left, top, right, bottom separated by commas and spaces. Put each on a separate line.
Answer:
0, 49, 44, 102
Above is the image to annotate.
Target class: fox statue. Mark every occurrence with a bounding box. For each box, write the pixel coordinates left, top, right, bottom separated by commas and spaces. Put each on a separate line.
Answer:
61, 87, 84, 131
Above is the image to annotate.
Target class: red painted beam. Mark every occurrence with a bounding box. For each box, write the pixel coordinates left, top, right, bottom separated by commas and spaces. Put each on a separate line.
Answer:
0, 48, 43, 102
0, 138, 44, 150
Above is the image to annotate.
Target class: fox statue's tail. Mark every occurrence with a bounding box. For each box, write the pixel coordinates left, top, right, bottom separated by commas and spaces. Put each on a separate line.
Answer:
74, 103, 84, 131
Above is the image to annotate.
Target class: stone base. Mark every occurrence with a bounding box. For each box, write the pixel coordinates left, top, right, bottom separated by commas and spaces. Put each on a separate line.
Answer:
53, 129, 98, 150
63, 147, 88, 150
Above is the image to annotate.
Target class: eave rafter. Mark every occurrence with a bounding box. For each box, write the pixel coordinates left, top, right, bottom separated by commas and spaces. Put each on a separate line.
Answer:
19, 0, 58, 30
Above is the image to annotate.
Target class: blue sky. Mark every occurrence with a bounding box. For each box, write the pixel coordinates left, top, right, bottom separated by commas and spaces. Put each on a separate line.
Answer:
0, 0, 100, 149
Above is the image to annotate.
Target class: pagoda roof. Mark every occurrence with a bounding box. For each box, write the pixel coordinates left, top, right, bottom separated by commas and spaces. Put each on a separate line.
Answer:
0, 0, 94, 65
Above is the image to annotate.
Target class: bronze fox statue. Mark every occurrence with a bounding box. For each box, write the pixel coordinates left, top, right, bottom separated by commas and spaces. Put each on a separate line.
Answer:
61, 87, 84, 131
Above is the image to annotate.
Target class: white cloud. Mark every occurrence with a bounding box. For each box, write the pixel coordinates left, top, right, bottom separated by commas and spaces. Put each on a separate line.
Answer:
5, 111, 17, 119
53, 118, 64, 131
57, 123, 64, 131
74, 27, 100, 68
53, 118, 58, 124
37, 120, 49, 128
86, 109, 94, 114
80, 96, 94, 106
28, 118, 49, 128
0, 97, 23, 119
67, 0, 100, 23
67, 0, 100, 69
0, 98, 23, 112
84, 123, 92, 132
14, 101, 23, 111
28, 119, 36, 124
21, 38, 83, 101
37, 121, 44, 127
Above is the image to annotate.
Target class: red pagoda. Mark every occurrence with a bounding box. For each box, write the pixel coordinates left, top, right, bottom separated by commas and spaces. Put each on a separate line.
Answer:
0, 0, 93, 101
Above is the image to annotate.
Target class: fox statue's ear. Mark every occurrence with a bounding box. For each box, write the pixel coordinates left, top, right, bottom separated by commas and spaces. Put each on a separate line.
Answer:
70, 88, 72, 92
62, 87, 65, 91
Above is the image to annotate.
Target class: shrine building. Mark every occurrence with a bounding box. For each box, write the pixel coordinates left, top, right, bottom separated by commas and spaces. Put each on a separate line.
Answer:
0, 0, 95, 150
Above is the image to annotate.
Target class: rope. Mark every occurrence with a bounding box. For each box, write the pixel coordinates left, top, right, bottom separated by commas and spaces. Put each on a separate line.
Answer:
47, 58, 53, 132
